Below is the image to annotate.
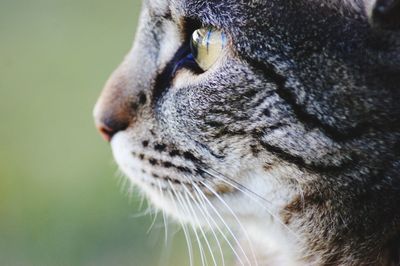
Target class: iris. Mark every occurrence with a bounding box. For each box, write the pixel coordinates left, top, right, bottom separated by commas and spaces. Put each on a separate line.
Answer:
190, 27, 227, 71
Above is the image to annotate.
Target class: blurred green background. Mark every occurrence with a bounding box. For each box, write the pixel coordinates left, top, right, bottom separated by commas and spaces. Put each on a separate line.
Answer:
0, 0, 191, 265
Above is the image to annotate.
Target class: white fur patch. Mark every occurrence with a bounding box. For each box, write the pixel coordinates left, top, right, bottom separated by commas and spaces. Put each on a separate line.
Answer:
146, 0, 170, 16
157, 20, 182, 67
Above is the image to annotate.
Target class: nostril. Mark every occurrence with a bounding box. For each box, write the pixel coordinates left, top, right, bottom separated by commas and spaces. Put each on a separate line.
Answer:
98, 125, 115, 142
96, 119, 129, 142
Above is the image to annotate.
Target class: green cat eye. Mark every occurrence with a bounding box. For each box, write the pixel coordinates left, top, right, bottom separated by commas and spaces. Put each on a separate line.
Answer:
190, 27, 227, 71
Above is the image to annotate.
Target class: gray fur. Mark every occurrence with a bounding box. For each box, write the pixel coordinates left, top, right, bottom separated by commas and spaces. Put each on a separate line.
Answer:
94, 0, 400, 264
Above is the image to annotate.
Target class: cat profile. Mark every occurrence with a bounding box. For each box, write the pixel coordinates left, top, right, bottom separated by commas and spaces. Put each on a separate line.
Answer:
94, 0, 400, 264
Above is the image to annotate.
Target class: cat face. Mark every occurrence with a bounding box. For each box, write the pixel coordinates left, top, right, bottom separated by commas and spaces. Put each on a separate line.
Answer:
94, 0, 400, 264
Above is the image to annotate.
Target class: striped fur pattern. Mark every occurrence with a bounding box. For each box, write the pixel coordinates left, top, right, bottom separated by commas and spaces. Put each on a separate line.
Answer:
94, 0, 400, 265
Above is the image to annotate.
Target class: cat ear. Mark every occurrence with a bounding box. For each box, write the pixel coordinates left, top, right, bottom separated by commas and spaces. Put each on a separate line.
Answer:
368, 0, 400, 30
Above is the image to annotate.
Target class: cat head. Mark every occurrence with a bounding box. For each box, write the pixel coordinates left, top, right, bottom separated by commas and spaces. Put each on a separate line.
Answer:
94, 0, 400, 264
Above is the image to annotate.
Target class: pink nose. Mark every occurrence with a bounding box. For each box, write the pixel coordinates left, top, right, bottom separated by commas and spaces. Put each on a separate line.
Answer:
97, 124, 113, 142
94, 63, 144, 142
96, 121, 128, 142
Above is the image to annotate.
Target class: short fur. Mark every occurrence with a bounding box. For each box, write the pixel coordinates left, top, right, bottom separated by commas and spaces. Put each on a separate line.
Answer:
94, 0, 400, 265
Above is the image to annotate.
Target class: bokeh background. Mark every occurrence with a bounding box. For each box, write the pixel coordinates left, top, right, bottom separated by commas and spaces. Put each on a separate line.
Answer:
0, 0, 195, 265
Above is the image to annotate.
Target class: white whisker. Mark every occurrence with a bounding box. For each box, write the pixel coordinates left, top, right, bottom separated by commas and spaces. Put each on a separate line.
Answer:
183, 184, 227, 266
172, 185, 207, 266
147, 208, 159, 234
182, 186, 218, 266
200, 180, 259, 266
166, 187, 194, 266
202, 167, 301, 241
131, 208, 155, 218
201, 168, 272, 205
192, 183, 248, 266
156, 180, 169, 246
138, 191, 146, 211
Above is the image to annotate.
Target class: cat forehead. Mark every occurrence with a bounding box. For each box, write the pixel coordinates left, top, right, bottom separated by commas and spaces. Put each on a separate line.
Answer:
144, 0, 370, 15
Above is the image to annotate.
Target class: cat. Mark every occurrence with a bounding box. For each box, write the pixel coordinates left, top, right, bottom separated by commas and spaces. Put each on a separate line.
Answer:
93, 0, 400, 265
